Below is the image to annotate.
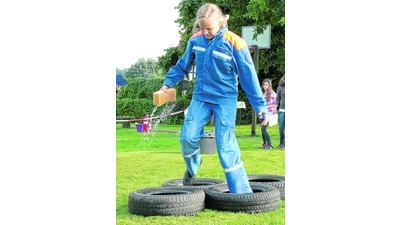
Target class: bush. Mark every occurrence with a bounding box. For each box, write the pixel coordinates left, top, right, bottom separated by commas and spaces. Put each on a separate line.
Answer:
116, 77, 192, 125
116, 77, 257, 125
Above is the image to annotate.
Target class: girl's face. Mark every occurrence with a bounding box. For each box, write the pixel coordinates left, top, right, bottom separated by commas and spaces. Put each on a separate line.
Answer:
263, 82, 269, 90
199, 18, 220, 39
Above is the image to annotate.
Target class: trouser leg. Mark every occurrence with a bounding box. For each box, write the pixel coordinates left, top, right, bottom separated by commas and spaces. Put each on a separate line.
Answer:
213, 103, 252, 194
179, 99, 211, 176
265, 125, 271, 145
260, 119, 267, 144
278, 111, 285, 145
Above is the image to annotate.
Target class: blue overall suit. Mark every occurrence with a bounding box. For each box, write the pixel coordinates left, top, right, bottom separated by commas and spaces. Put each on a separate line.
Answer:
162, 25, 268, 193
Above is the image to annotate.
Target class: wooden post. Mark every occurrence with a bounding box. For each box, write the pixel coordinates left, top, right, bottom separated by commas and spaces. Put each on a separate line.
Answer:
210, 114, 214, 126
251, 45, 259, 136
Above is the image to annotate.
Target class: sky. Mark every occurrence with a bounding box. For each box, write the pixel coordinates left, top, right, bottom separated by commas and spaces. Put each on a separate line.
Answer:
114, 0, 182, 69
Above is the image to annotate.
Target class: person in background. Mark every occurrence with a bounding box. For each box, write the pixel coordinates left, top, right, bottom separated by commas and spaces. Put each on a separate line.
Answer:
158, 3, 268, 194
259, 79, 277, 149
116, 84, 120, 94
142, 113, 150, 133
116, 84, 120, 100
274, 75, 285, 150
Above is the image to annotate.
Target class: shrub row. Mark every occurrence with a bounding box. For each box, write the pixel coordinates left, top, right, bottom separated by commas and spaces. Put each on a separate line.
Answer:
116, 77, 254, 125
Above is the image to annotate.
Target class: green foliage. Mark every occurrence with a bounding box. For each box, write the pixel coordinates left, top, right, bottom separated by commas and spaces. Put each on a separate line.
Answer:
279, 16, 285, 26
116, 68, 125, 77
117, 77, 163, 99
174, 0, 203, 38
244, 0, 285, 82
158, 97, 191, 125
157, 0, 285, 86
157, 44, 185, 75
257, 24, 285, 87
116, 77, 194, 125
116, 77, 162, 118
116, 98, 153, 117
125, 58, 161, 79
245, 0, 285, 26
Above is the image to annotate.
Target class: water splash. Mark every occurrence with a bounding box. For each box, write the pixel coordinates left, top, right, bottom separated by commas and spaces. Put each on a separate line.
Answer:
151, 102, 177, 130
136, 102, 177, 150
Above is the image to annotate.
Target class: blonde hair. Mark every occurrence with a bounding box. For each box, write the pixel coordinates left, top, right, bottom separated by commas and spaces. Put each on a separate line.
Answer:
192, 3, 230, 34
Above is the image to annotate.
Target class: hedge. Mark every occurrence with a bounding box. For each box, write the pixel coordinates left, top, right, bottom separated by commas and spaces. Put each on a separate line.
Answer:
116, 77, 255, 125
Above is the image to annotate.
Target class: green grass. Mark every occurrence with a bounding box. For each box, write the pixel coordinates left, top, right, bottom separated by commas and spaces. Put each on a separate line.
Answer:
116, 123, 285, 225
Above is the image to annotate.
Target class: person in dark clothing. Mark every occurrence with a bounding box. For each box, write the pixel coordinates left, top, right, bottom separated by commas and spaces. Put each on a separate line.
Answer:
274, 75, 285, 150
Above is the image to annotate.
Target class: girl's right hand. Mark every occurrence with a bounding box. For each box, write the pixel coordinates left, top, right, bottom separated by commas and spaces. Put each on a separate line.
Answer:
272, 107, 277, 114
160, 85, 169, 93
260, 113, 268, 126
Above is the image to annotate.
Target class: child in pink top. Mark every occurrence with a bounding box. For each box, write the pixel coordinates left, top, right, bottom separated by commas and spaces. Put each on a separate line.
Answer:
260, 79, 277, 149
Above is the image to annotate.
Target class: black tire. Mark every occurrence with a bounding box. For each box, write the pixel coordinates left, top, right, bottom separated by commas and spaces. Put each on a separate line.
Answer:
162, 178, 226, 190
128, 187, 205, 216
205, 183, 280, 213
247, 174, 285, 200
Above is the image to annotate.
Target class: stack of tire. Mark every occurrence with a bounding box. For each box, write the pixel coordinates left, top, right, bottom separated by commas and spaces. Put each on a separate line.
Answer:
128, 174, 285, 216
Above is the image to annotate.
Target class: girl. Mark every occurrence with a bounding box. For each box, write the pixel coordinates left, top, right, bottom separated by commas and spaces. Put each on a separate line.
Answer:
260, 79, 277, 149
159, 3, 269, 193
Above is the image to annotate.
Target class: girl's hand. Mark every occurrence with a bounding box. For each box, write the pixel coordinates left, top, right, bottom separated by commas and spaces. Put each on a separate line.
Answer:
258, 112, 268, 126
160, 85, 169, 93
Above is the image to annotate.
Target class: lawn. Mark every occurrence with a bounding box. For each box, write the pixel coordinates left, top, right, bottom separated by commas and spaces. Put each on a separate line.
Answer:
116, 122, 285, 225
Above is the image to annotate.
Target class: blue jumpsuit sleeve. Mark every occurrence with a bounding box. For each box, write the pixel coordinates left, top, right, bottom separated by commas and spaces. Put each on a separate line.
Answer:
234, 47, 268, 114
163, 40, 195, 88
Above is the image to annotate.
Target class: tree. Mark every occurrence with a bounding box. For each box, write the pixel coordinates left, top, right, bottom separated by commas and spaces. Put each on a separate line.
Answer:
157, 40, 185, 76
244, 0, 285, 86
157, 0, 285, 87
125, 58, 162, 79
116, 67, 129, 77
